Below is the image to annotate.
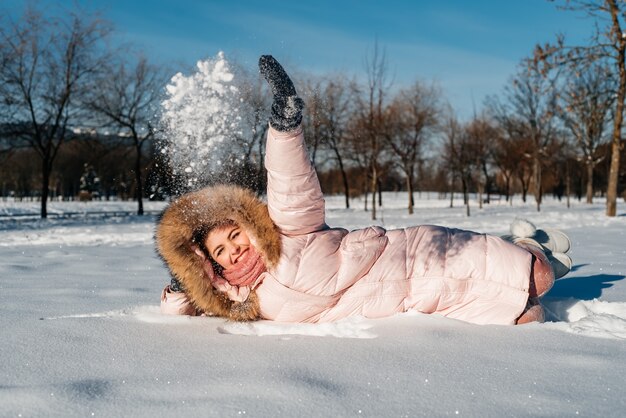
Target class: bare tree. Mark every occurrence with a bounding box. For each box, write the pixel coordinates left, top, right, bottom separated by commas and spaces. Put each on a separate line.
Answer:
345, 111, 374, 211
536, 0, 625, 216
465, 115, 499, 208
359, 41, 392, 220
0, 6, 111, 217
384, 81, 441, 214
486, 98, 536, 203
317, 75, 355, 208
499, 61, 560, 212
301, 77, 324, 167
233, 68, 271, 192
87, 56, 167, 214
442, 113, 476, 216
490, 124, 520, 203
440, 110, 460, 208
559, 63, 614, 203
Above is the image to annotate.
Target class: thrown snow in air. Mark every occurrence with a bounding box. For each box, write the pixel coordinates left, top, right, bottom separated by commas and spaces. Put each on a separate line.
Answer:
160, 52, 242, 189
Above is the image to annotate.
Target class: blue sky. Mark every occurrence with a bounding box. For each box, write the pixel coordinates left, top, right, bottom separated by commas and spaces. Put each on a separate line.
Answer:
7, 0, 593, 119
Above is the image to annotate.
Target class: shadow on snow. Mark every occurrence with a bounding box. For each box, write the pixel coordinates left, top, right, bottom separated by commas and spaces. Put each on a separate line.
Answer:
547, 271, 625, 300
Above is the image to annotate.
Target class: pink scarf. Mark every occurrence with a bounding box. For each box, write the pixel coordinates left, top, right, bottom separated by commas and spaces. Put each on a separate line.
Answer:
222, 245, 266, 287
204, 245, 265, 302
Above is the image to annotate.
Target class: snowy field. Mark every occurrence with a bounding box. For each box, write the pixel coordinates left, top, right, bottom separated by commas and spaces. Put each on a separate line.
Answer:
1, 193, 625, 417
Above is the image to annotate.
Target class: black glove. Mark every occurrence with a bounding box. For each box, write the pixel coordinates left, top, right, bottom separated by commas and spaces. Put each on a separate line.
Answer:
170, 276, 183, 292
258, 55, 304, 132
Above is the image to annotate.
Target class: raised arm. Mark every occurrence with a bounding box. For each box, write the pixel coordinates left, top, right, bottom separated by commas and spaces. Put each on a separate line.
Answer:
265, 125, 326, 235
259, 55, 326, 235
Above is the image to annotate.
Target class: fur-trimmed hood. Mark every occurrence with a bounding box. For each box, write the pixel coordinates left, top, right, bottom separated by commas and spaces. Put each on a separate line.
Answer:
155, 185, 281, 320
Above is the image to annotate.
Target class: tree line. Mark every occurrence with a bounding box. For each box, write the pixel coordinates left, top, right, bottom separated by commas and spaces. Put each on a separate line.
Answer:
1, 1, 625, 218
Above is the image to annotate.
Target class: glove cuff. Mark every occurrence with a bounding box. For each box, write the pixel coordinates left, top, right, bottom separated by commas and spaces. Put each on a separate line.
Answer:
170, 276, 183, 292
269, 96, 305, 132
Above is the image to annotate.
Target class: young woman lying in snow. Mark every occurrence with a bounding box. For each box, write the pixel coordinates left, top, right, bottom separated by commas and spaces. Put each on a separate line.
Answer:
155, 55, 572, 325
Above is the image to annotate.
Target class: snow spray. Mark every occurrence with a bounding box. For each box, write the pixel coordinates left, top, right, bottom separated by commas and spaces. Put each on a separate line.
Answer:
159, 51, 243, 194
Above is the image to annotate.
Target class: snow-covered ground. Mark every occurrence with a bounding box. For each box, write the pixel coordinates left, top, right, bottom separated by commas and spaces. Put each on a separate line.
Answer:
1, 193, 625, 417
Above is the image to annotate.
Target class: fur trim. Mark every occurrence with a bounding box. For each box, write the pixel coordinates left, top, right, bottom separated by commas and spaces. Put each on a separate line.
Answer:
155, 185, 281, 321
510, 218, 537, 239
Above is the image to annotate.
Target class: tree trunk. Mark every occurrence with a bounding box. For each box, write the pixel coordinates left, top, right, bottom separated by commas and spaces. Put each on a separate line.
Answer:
566, 161, 571, 209
449, 175, 454, 208
533, 156, 542, 212
134, 142, 144, 216
406, 175, 414, 215
462, 176, 470, 216
606, 136, 622, 216
335, 151, 350, 209
461, 176, 468, 205
505, 174, 511, 202
41, 157, 50, 219
482, 162, 491, 204
586, 162, 594, 204
370, 165, 377, 220
364, 186, 368, 211
607, 0, 625, 217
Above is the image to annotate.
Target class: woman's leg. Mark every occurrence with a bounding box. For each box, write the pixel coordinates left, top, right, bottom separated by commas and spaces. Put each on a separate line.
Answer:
524, 244, 556, 298
516, 298, 545, 325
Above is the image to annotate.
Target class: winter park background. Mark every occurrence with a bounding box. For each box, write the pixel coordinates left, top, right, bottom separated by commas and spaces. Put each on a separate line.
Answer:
2, 1, 626, 417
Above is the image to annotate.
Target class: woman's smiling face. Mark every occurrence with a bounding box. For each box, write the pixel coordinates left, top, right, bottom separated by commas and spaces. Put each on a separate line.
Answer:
204, 224, 251, 270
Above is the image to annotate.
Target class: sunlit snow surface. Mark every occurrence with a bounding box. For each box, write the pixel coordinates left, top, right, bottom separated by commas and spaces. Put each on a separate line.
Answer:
1, 193, 625, 417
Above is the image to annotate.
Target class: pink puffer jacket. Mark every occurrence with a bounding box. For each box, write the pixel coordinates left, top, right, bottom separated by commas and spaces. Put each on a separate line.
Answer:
253, 127, 531, 325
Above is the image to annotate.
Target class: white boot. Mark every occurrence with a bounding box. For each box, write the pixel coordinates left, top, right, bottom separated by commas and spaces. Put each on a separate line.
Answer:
503, 219, 573, 279
532, 227, 571, 254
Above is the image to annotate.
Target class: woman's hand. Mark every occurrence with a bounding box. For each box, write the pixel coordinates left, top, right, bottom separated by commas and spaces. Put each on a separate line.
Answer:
259, 55, 298, 98
258, 55, 304, 132
190, 244, 215, 279
160, 284, 198, 316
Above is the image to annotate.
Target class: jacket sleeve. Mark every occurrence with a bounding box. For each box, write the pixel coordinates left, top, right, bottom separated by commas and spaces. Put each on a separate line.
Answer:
160, 285, 199, 316
265, 125, 326, 235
